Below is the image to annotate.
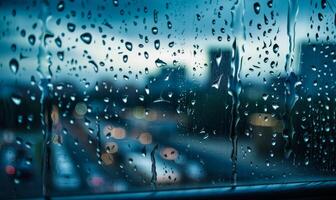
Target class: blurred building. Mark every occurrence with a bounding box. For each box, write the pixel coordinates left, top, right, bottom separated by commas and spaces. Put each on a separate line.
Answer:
147, 66, 187, 94
292, 42, 336, 169
298, 43, 336, 96
207, 48, 231, 92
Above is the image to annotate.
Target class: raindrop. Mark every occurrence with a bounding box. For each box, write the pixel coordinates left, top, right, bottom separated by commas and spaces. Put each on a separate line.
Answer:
168, 42, 174, 47
247, 146, 252, 152
273, 44, 279, 53
12, 9, 16, 17
25, 142, 32, 149
31, 76, 36, 85
272, 104, 279, 110
123, 75, 129, 80
9, 58, 19, 74
57, 1, 65, 12
191, 99, 196, 106
123, 55, 128, 63
55, 37, 62, 47
305, 159, 309, 166
215, 53, 222, 66
28, 34, 36, 45
20, 29, 26, 37
67, 23, 76, 32
122, 95, 128, 103
154, 39, 160, 50
318, 13, 323, 21
152, 27, 158, 35
145, 85, 150, 95
14, 178, 20, 184
141, 146, 147, 157
80, 32, 92, 44
89, 60, 99, 72
144, 51, 149, 59
150, 144, 159, 189
321, 0, 327, 9
196, 14, 201, 21
253, 2, 260, 15
303, 132, 309, 142
203, 133, 209, 140
57, 51, 64, 61
155, 58, 167, 67
125, 41, 133, 51
11, 44, 16, 52
211, 74, 222, 89
262, 93, 269, 101
167, 21, 172, 29
11, 95, 22, 105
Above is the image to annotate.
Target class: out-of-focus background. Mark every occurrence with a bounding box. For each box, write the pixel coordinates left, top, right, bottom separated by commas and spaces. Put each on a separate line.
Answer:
0, 0, 335, 198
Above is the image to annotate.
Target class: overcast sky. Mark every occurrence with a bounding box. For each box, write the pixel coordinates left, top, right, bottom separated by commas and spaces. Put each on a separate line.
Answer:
0, 0, 335, 88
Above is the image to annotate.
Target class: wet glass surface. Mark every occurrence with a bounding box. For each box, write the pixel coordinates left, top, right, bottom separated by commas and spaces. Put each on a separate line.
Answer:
0, 0, 335, 198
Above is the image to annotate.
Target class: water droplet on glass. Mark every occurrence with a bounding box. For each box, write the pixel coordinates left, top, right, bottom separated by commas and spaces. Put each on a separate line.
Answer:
167, 21, 172, 29
247, 146, 252, 152
203, 133, 209, 140
168, 41, 174, 48
57, 1, 65, 12
145, 85, 150, 95
28, 34, 36, 45
122, 95, 128, 103
20, 29, 26, 37
123, 55, 128, 63
155, 58, 167, 67
67, 23, 76, 32
113, 0, 119, 6
318, 13, 323, 21
9, 58, 19, 74
89, 60, 98, 72
11, 94, 22, 105
154, 39, 160, 50
215, 53, 222, 66
253, 2, 260, 15
211, 74, 222, 89
125, 41, 133, 51
57, 51, 64, 61
80, 32, 92, 44
273, 44, 279, 53
272, 104, 279, 110
11, 44, 16, 52
152, 27, 158, 35
191, 99, 196, 106
14, 178, 20, 184
55, 37, 62, 47
262, 93, 269, 101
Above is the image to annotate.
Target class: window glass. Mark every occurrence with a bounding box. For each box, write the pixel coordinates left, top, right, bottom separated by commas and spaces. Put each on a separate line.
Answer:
0, 0, 335, 198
